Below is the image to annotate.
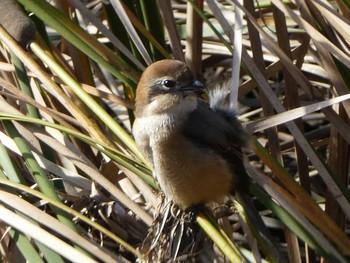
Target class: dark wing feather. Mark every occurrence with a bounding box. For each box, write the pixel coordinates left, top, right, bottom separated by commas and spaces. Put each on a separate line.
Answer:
182, 102, 250, 192
182, 102, 248, 151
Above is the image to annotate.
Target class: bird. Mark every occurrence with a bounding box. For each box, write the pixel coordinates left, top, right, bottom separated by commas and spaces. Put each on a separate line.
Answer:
132, 59, 250, 209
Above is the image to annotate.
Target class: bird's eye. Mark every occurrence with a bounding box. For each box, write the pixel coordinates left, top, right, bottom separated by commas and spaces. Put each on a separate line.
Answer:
162, 79, 176, 88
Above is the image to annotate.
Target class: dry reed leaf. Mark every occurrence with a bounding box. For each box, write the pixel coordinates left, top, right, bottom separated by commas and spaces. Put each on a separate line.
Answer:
68, 0, 145, 70
0, 205, 98, 263
156, 0, 185, 61
245, 164, 347, 263
246, 93, 350, 133
110, 0, 152, 65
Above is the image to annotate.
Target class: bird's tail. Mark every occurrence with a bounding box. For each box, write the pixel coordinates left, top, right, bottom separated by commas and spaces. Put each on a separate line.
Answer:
207, 78, 251, 148
207, 78, 234, 113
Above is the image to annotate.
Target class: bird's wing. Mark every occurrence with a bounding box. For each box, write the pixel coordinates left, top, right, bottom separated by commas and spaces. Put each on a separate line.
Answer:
182, 102, 250, 192
182, 102, 248, 151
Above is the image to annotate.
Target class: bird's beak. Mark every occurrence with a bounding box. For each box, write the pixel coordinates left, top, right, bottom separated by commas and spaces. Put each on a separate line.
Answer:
177, 80, 205, 95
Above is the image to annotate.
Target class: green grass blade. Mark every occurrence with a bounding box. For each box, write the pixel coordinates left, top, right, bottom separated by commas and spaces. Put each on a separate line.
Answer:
18, 0, 139, 86
2, 121, 79, 233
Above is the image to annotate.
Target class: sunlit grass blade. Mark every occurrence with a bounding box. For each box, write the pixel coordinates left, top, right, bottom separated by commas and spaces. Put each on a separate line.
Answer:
0, 178, 139, 258
253, 140, 350, 256
29, 42, 146, 163
252, 185, 347, 263
0, 205, 97, 263
196, 212, 246, 262
2, 121, 80, 233
0, 112, 154, 186
18, 0, 138, 86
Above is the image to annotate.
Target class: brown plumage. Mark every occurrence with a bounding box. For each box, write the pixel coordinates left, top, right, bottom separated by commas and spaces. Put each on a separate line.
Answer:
133, 59, 249, 208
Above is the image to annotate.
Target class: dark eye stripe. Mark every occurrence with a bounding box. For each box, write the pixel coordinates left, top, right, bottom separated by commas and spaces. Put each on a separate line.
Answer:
147, 79, 179, 103
148, 84, 168, 103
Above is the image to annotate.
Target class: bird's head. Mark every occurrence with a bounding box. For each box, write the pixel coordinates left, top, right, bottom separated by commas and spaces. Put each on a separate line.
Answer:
135, 60, 204, 117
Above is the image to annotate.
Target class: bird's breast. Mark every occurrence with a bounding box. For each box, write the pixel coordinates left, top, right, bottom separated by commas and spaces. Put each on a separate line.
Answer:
133, 111, 235, 208
132, 113, 182, 165
151, 136, 234, 208
133, 113, 179, 143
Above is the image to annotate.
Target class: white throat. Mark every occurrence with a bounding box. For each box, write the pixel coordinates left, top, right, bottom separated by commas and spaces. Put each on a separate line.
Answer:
133, 95, 198, 146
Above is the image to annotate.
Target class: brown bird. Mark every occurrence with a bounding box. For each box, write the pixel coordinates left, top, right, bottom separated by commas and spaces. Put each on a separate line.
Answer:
133, 59, 249, 208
